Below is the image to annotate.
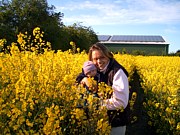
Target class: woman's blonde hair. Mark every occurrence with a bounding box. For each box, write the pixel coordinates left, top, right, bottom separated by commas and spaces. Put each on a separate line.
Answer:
88, 42, 113, 61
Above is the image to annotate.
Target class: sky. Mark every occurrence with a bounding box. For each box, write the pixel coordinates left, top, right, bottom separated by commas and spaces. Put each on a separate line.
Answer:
47, 0, 180, 53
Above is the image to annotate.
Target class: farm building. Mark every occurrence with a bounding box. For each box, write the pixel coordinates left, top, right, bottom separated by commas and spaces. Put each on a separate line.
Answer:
97, 35, 169, 55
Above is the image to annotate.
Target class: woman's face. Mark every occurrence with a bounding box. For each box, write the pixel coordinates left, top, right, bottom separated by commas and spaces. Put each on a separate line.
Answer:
91, 50, 109, 70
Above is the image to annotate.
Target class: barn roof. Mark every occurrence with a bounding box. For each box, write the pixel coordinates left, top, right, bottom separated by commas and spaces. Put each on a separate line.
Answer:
98, 35, 169, 45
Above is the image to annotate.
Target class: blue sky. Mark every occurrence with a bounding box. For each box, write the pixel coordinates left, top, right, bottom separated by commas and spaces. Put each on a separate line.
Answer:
47, 0, 180, 53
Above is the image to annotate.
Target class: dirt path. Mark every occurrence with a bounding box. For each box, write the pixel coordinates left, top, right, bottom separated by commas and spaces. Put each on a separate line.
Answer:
126, 70, 156, 135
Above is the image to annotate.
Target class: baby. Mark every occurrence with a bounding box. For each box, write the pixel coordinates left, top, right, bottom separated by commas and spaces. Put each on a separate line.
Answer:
76, 61, 100, 116
76, 61, 99, 92
76, 61, 100, 113
83, 61, 97, 78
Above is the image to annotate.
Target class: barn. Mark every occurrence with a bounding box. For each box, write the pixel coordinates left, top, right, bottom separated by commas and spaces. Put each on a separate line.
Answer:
97, 35, 169, 55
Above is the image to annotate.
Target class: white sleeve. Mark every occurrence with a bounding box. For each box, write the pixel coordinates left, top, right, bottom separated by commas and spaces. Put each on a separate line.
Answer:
103, 69, 129, 110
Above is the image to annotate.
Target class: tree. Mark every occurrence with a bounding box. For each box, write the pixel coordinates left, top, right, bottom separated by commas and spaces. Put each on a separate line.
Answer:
175, 50, 180, 56
0, 0, 98, 52
62, 23, 98, 52
0, 0, 64, 49
168, 49, 180, 56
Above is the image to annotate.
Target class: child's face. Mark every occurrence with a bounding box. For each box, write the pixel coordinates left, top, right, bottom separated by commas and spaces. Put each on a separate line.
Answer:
86, 69, 97, 77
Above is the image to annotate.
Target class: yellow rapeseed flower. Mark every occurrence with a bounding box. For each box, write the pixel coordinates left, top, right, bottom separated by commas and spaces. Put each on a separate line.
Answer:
165, 107, 172, 114
70, 41, 75, 46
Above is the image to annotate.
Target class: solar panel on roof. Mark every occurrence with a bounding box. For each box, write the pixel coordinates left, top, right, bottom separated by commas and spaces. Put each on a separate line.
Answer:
110, 35, 165, 42
98, 35, 111, 41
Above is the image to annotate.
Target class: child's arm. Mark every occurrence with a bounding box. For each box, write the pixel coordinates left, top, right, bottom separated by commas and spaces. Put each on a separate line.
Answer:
76, 72, 86, 84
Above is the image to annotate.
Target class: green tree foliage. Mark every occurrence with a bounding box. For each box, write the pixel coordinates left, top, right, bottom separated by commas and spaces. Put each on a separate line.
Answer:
168, 49, 180, 56
0, 0, 64, 49
62, 23, 98, 52
176, 50, 180, 56
0, 0, 98, 52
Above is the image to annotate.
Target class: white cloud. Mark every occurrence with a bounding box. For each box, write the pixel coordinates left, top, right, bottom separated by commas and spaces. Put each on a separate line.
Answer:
55, 0, 180, 25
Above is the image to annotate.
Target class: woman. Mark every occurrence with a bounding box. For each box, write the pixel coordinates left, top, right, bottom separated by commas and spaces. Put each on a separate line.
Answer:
81, 42, 129, 135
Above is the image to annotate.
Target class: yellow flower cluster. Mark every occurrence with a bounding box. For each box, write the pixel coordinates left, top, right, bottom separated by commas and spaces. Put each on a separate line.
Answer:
114, 54, 136, 79
0, 39, 7, 51
0, 27, 179, 134
0, 35, 113, 134
136, 56, 180, 134
17, 27, 51, 53
69, 41, 76, 54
